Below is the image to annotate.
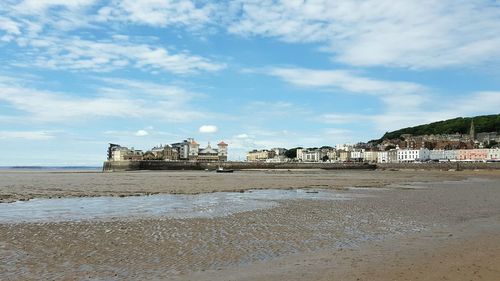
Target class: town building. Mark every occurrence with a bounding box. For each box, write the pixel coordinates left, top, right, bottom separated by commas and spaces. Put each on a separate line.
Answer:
108, 145, 143, 161
271, 148, 287, 156
196, 143, 221, 162
297, 148, 323, 162
265, 148, 289, 162
350, 150, 364, 162
247, 150, 276, 162
363, 151, 378, 163
397, 149, 430, 162
377, 150, 397, 163
171, 139, 191, 160
324, 149, 337, 162
388, 149, 398, 163
443, 150, 459, 161
335, 144, 353, 151
171, 138, 227, 162
457, 149, 488, 161
146, 145, 179, 161
108, 138, 228, 162
488, 148, 500, 161
477, 132, 500, 145
338, 150, 351, 162
430, 149, 445, 161
430, 149, 461, 161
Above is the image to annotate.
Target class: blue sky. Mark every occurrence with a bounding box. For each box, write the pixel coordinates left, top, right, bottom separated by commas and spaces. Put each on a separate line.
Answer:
1, 0, 500, 165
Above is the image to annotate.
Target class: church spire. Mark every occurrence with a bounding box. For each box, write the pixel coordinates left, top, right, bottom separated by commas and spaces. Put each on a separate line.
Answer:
469, 119, 476, 140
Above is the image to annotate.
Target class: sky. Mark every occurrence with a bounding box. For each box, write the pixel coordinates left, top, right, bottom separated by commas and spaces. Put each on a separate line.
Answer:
1, 0, 500, 165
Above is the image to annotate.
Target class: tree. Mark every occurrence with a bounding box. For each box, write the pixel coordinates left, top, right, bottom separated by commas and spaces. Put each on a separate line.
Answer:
322, 155, 329, 162
284, 147, 302, 159
374, 114, 500, 142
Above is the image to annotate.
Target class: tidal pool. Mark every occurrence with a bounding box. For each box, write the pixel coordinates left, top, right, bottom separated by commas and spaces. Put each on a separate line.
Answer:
0, 189, 366, 223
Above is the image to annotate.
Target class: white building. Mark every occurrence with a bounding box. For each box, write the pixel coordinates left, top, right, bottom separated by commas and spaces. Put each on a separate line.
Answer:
326, 150, 338, 161
297, 148, 323, 162
397, 149, 430, 162
265, 155, 288, 163
377, 151, 388, 163
350, 150, 364, 162
377, 149, 398, 163
172, 138, 228, 162
430, 150, 445, 161
171, 139, 190, 159
443, 150, 459, 161
487, 148, 500, 161
335, 144, 353, 151
430, 150, 458, 162
110, 146, 143, 161
271, 148, 287, 156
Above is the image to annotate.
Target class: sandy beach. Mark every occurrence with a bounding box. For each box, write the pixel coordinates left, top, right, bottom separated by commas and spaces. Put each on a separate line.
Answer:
0, 169, 496, 203
1, 169, 500, 280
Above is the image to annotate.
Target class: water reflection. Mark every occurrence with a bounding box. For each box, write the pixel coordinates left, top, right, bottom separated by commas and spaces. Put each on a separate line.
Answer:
0, 189, 363, 223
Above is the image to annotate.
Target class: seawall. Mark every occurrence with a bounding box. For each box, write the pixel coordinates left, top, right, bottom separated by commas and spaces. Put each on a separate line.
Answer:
377, 162, 500, 170
102, 161, 377, 172
103, 161, 500, 172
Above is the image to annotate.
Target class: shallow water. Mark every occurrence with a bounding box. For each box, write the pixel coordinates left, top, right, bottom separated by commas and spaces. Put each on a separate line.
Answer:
0, 189, 363, 223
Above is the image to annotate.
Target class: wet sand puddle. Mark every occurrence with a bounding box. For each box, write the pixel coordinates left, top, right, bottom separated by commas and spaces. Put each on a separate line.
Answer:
0, 187, 437, 280
0, 189, 366, 224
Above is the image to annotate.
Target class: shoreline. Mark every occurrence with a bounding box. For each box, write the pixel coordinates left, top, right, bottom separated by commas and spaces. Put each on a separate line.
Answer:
1, 169, 499, 203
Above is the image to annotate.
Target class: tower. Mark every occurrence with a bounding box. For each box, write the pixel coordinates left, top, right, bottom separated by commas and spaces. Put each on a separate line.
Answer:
217, 141, 228, 161
469, 119, 476, 140
187, 138, 199, 160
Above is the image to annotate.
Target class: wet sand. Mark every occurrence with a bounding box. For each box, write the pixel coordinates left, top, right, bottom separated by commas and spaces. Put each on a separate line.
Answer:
0, 169, 496, 203
1, 170, 500, 280
188, 215, 500, 281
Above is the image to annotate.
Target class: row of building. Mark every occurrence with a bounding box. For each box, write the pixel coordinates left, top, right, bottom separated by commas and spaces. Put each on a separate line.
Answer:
247, 121, 500, 163
107, 138, 228, 162
247, 147, 500, 163
377, 121, 500, 151
377, 148, 499, 163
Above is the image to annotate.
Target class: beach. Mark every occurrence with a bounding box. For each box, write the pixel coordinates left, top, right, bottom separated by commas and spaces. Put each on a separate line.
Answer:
1, 169, 499, 280
0, 169, 496, 203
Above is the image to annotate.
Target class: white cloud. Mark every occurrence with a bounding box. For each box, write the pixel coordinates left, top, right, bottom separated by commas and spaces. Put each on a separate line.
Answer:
13, 0, 97, 13
0, 131, 54, 140
320, 114, 370, 125
97, 0, 215, 29
265, 66, 436, 128
0, 16, 21, 34
319, 91, 500, 133
268, 67, 425, 95
0, 1, 225, 75
4, 1, 500, 70
228, 0, 500, 68
15, 36, 225, 74
135, 130, 149, 137
0, 75, 209, 123
199, 125, 218, 133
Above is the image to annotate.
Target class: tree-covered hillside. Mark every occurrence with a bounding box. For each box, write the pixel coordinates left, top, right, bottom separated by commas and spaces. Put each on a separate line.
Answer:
370, 114, 500, 143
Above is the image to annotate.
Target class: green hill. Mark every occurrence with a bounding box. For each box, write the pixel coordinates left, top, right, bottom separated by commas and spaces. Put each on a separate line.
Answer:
370, 114, 500, 143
